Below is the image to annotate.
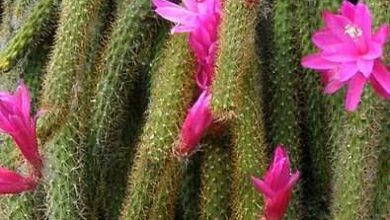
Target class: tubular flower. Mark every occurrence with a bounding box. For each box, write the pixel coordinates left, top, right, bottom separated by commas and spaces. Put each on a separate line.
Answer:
301, 0, 390, 111
0, 82, 42, 194
174, 91, 213, 157
152, 0, 221, 89
251, 146, 300, 220
0, 82, 42, 169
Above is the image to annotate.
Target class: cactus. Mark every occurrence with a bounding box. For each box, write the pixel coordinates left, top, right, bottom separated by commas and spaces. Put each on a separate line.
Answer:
200, 135, 232, 220
176, 154, 201, 220
0, 0, 58, 71
291, 1, 342, 218
38, 0, 102, 141
147, 159, 182, 220
85, 0, 167, 217
257, 0, 303, 218
210, 0, 261, 119
329, 1, 390, 219
119, 35, 195, 220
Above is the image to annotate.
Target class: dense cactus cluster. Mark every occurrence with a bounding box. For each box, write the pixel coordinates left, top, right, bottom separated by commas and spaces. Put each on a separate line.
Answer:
0, 0, 388, 219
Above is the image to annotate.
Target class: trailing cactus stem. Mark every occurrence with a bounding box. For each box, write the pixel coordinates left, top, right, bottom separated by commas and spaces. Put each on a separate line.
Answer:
211, 0, 260, 119
38, 0, 102, 140
200, 136, 232, 220
330, 92, 384, 219
147, 159, 182, 220
260, 0, 303, 217
292, 1, 341, 218
0, 0, 57, 71
119, 35, 195, 220
87, 0, 165, 216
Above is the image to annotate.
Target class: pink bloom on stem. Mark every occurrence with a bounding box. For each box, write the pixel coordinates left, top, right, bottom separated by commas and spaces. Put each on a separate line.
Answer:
0, 168, 37, 194
152, 0, 221, 89
251, 146, 300, 220
301, 0, 390, 111
0, 82, 42, 170
174, 90, 213, 157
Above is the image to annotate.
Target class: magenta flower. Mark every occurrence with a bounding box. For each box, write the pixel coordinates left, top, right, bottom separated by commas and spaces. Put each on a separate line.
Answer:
0, 168, 37, 194
301, 0, 390, 111
174, 91, 213, 157
153, 0, 221, 89
0, 82, 42, 170
251, 146, 300, 220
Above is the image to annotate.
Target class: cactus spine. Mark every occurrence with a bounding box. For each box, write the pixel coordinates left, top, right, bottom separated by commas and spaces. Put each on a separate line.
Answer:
211, 0, 260, 119
119, 35, 195, 220
0, 0, 58, 71
200, 136, 232, 220
86, 0, 165, 217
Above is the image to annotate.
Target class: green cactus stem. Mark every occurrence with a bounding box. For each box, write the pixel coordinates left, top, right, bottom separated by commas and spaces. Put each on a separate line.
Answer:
200, 135, 232, 220
176, 154, 201, 220
329, 1, 390, 219
210, 0, 261, 120
291, 1, 342, 218
119, 35, 195, 220
0, 0, 58, 71
38, 0, 102, 141
147, 159, 182, 220
85, 0, 167, 217
258, 0, 303, 218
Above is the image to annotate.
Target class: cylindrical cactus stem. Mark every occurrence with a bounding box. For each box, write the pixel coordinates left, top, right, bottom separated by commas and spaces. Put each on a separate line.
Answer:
0, 0, 58, 71
210, 0, 260, 120
42, 122, 87, 219
38, 0, 102, 141
330, 94, 384, 220
11, 0, 38, 30
176, 154, 201, 220
0, 0, 17, 47
147, 159, 182, 220
119, 35, 195, 220
292, 1, 341, 218
200, 135, 232, 220
86, 0, 166, 216
330, 1, 390, 219
230, 57, 267, 220
258, 0, 302, 218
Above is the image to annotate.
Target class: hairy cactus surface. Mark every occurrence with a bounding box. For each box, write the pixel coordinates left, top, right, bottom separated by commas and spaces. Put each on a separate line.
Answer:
119, 35, 195, 220
200, 135, 232, 220
0, 0, 389, 219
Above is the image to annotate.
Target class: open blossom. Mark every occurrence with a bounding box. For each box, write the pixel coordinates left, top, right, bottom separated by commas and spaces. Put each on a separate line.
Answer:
301, 0, 390, 111
0, 82, 42, 169
251, 146, 299, 220
174, 91, 212, 157
153, 0, 221, 89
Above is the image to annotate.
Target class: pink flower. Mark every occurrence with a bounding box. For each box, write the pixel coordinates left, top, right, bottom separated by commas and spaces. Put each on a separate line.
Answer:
0, 82, 42, 169
0, 168, 37, 194
251, 146, 300, 220
152, 0, 221, 89
301, 0, 390, 111
174, 91, 213, 157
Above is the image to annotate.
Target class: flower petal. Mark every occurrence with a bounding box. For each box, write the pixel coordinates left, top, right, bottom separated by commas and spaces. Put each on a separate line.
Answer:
251, 177, 275, 198
312, 30, 342, 50
373, 25, 390, 45
301, 54, 337, 70
357, 59, 374, 77
370, 61, 390, 95
321, 43, 359, 62
324, 80, 345, 94
344, 73, 366, 111
338, 62, 359, 81
155, 7, 197, 25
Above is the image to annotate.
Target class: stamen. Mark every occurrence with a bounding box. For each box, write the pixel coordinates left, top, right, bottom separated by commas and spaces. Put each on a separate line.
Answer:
344, 24, 363, 39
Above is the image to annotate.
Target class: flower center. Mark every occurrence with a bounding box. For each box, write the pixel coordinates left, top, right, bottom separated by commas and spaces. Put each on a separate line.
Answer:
344, 24, 363, 39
